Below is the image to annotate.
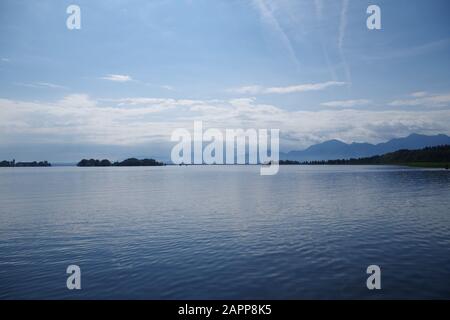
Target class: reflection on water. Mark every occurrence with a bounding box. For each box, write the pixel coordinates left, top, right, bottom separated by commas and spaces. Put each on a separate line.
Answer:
0, 165, 449, 299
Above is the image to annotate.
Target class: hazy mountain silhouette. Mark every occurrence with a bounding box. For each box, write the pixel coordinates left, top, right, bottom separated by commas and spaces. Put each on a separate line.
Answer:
281, 133, 450, 161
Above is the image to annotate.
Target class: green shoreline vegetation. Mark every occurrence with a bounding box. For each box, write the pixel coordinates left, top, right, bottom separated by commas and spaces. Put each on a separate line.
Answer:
280, 145, 450, 169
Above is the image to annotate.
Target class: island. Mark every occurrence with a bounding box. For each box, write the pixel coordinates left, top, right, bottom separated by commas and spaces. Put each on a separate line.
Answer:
0, 160, 51, 167
77, 158, 165, 167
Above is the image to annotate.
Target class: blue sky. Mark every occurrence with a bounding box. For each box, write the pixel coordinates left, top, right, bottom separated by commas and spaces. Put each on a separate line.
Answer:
1, 0, 450, 161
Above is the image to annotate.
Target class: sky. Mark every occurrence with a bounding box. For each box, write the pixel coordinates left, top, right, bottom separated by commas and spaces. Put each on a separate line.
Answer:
1, 0, 450, 162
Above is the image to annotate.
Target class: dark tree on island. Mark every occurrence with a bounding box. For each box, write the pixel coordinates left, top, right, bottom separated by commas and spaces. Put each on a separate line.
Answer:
77, 158, 164, 167
77, 159, 112, 167
113, 158, 164, 166
0, 160, 51, 167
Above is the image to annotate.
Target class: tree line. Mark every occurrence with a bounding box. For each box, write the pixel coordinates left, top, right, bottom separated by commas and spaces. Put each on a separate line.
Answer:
280, 145, 450, 167
0, 160, 51, 167
77, 158, 165, 167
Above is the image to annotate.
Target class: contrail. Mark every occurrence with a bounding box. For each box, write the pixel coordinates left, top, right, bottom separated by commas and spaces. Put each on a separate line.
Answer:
314, 0, 337, 80
314, 0, 323, 20
338, 0, 352, 85
252, 0, 301, 70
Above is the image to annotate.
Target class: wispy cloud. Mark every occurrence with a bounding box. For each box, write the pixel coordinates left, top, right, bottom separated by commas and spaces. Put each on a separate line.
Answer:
389, 93, 450, 108
101, 74, 133, 82
100, 75, 172, 90
161, 85, 174, 91
267, 82, 347, 94
231, 81, 346, 95
35, 82, 67, 89
13, 82, 67, 89
411, 91, 428, 98
1, 58, 10, 62
231, 85, 263, 95
363, 38, 450, 61
321, 99, 371, 108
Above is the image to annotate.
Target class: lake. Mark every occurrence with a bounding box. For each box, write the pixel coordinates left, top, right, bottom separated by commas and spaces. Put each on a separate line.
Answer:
0, 165, 449, 299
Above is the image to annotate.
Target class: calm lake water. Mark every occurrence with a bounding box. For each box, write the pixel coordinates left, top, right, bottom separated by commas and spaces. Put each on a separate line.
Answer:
0, 165, 449, 299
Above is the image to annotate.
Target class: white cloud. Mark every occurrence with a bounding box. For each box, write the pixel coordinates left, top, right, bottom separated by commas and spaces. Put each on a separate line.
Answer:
321, 99, 371, 108
1, 94, 450, 150
231, 81, 346, 95
101, 74, 133, 82
111, 97, 211, 108
231, 85, 263, 95
389, 93, 450, 107
411, 91, 427, 98
1, 58, 10, 62
59, 94, 97, 108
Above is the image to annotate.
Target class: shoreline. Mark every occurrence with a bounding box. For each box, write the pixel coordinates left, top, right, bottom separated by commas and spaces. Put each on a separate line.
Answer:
1, 162, 448, 169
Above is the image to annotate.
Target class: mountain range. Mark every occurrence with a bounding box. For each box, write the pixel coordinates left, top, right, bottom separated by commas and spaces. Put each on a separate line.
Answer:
280, 133, 450, 161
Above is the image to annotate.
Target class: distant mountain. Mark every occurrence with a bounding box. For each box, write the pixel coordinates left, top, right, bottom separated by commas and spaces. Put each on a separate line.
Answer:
281, 133, 450, 161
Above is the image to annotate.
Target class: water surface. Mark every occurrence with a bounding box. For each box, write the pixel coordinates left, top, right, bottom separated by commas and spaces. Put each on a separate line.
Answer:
0, 165, 449, 299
